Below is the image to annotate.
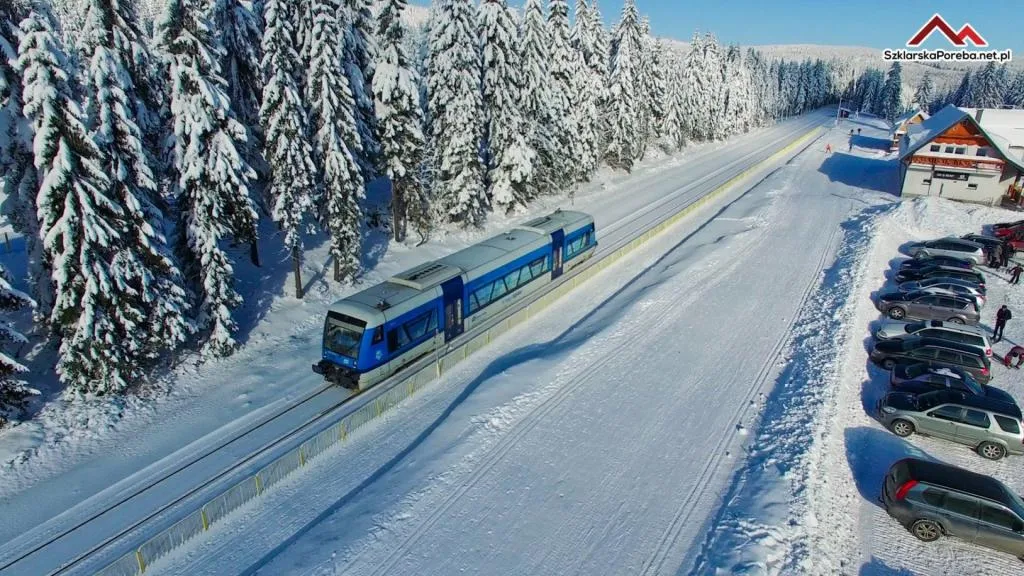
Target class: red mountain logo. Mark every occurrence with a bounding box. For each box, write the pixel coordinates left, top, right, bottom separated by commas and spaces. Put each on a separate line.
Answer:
907, 14, 988, 47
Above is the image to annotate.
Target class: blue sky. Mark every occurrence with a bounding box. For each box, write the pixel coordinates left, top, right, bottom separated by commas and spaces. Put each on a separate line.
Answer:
410, 1, 1023, 54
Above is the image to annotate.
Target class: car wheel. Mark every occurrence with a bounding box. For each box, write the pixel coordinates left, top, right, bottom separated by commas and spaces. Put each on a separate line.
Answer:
947, 317, 965, 325
910, 519, 942, 542
978, 442, 1006, 461
882, 359, 896, 370
888, 307, 906, 320
890, 419, 915, 437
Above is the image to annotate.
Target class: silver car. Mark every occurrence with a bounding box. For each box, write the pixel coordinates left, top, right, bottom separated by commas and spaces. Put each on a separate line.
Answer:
898, 279, 986, 308
874, 319, 992, 358
875, 291, 981, 324
907, 237, 986, 264
882, 458, 1024, 560
877, 389, 1024, 460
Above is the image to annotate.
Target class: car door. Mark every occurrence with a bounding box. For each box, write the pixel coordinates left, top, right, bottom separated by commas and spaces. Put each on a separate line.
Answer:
926, 490, 981, 540
974, 503, 1024, 556
919, 404, 963, 440
935, 296, 960, 319
903, 346, 937, 365
908, 295, 938, 318
955, 408, 993, 447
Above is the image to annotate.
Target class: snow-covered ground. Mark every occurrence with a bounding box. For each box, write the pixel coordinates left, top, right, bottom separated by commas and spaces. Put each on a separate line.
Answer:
137, 113, 860, 575
0, 112, 828, 575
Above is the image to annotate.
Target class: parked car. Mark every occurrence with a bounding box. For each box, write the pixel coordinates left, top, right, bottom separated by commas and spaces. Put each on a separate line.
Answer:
899, 276, 986, 297
870, 337, 991, 383
906, 238, 986, 264
993, 219, 1024, 232
995, 224, 1024, 238
894, 265, 986, 287
875, 320, 992, 357
881, 457, 1024, 560
877, 389, 1024, 459
900, 255, 975, 271
875, 291, 980, 324
961, 233, 1004, 253
890, 364, 1013, 402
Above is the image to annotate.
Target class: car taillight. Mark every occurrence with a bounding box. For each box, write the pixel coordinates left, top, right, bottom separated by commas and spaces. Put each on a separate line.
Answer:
986, 348, 993, 357
982, 367, 990, 376
895, 480, 918, 500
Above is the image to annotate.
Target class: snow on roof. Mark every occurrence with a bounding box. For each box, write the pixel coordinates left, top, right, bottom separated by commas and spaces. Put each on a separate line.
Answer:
892, 108, 928, 131
899, 104, 1024, 172
960, 108, 1024, 151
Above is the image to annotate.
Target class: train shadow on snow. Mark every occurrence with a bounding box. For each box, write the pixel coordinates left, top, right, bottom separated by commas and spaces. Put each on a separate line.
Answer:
241, 150, 809, 575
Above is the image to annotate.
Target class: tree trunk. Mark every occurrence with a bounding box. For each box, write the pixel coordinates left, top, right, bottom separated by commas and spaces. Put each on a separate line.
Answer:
333, 255, 341, 283
250, 240, 261, 267
292, 246, 303, 299
392, 187, 405, 243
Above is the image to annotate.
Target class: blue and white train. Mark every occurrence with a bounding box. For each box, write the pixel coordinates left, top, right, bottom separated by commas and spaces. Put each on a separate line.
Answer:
313, 209, 597, 390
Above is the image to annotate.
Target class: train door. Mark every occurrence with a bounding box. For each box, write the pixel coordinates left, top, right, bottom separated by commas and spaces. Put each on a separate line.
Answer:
442, 276, 464, 342
551, 229, 565, 279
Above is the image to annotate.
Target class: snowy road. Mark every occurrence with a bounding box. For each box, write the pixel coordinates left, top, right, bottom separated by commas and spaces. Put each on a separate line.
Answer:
0, 112, 829, 576
145, 116, 857, 575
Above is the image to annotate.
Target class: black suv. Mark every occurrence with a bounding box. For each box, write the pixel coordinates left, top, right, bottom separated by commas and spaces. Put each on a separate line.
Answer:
895, 265, 986, 286
900, 255, 975, 272
882, 458, 1024, 560
870, 337, 992, 383
889, 363, 1014, 402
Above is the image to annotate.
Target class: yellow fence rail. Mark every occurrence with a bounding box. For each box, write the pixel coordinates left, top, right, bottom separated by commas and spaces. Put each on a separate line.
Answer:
92, 126, 823, 576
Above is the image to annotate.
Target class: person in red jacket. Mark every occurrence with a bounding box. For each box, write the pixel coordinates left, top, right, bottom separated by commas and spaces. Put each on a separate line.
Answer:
1004, 345, 1024, 368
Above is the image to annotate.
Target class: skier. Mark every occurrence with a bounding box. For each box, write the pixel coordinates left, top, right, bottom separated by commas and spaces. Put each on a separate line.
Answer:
1011, 263, 1023, 285
825, 143, 832, 155
994, 305, 1012, 342
1003, 345, 1024, 368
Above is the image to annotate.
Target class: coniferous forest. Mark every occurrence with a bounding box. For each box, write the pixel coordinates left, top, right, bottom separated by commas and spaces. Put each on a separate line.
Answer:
0, 0, 843, 425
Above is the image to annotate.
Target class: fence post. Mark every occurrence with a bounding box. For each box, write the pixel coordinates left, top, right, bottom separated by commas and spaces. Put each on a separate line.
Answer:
201, 508, 209, 531
136, 549, 146, 573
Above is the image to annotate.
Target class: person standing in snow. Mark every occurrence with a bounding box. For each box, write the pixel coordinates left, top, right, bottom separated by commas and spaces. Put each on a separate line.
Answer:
825, 143, 832, 155
1000, 240, 1012, 267
994, 305, 1012, 342
991, 243, 1004, 269
1011, 263, 1023, 284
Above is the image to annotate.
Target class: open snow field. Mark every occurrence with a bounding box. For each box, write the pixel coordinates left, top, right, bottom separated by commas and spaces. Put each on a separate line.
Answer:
0, 112, 828, 574
140, 115, 868, 575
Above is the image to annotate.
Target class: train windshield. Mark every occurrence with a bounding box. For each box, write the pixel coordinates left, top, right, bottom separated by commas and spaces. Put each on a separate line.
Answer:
324, 312, 366, 360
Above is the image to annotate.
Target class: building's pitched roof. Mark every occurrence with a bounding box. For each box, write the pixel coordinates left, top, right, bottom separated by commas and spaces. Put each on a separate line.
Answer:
893, 108, 929, 132
899, 104, 1024, 172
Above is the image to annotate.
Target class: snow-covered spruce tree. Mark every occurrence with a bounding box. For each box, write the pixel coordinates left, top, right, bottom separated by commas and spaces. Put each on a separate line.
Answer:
83, 0, 193, 360
1006, 70, 1024, 109
519, 0, 555, 197
721, 45, 752, 136
950, 71, 971, 107
584, 0, 609, 155
0, 5, 44, 317
341, 0, 379, 182
632, 16, 656, 155
660, 52, 685, 150
603, 0, 641, 170
881, 61, 902, 124
479, 0, 533, 214
569, 0, 600, 173
546, 0, 580, 185
913, 71, 933, 113
19, 12, 147, 393
156, 0, 259, 357
678, 33, 712, 141
646, 37, 667, 141
970, 61, 1004, 109
373, 0, 428, 241
307, 0, 362, 283
260, 0, 317, 296
294, 0, 313, 82
426, 0, 486, 225
0, 262, 35, 426
209, 0, 264, 149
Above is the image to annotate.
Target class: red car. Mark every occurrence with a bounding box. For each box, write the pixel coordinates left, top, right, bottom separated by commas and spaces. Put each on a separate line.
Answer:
993, 219, 1024, 232
993, 227, 1024, 250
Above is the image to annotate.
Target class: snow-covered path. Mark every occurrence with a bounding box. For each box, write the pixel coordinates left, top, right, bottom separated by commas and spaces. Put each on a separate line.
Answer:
0, 112, 828, 576
147, 117, 856, 576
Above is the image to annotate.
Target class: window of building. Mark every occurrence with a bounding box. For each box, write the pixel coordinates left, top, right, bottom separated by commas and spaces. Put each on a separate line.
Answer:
968, 183, 978, 190
976, 147, 989, 157
945, 146, 955, 153
955, 147, 966, 155
922, 178, 931, 184
930, 144, 941, 152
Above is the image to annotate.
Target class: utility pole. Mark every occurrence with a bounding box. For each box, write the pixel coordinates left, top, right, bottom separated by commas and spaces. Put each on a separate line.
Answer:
835, 94, 843, 127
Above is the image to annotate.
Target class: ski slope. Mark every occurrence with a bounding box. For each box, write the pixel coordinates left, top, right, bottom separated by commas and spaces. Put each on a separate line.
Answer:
144, 116, 861, 575
0, 112, 829, 575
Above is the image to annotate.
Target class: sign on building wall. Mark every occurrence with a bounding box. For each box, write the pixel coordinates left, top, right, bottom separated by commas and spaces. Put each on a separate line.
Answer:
934, 170, 970, 181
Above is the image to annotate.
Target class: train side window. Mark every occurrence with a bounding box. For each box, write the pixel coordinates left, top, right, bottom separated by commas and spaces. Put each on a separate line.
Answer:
491, 277, 508, 300
529, 256, 546, 277
404, 312, 431, 341
519, 263, 534, 284
504, 269, 521, 291
371, 325, 383, 344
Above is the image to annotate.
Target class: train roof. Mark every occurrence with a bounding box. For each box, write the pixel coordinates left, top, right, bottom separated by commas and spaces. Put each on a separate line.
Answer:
516, 209, 592, 235
438, 228, 549, 274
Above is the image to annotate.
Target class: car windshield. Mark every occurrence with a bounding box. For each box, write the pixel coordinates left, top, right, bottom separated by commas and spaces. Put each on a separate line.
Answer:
324, 316, 365, 359
904, 321, 926, 334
